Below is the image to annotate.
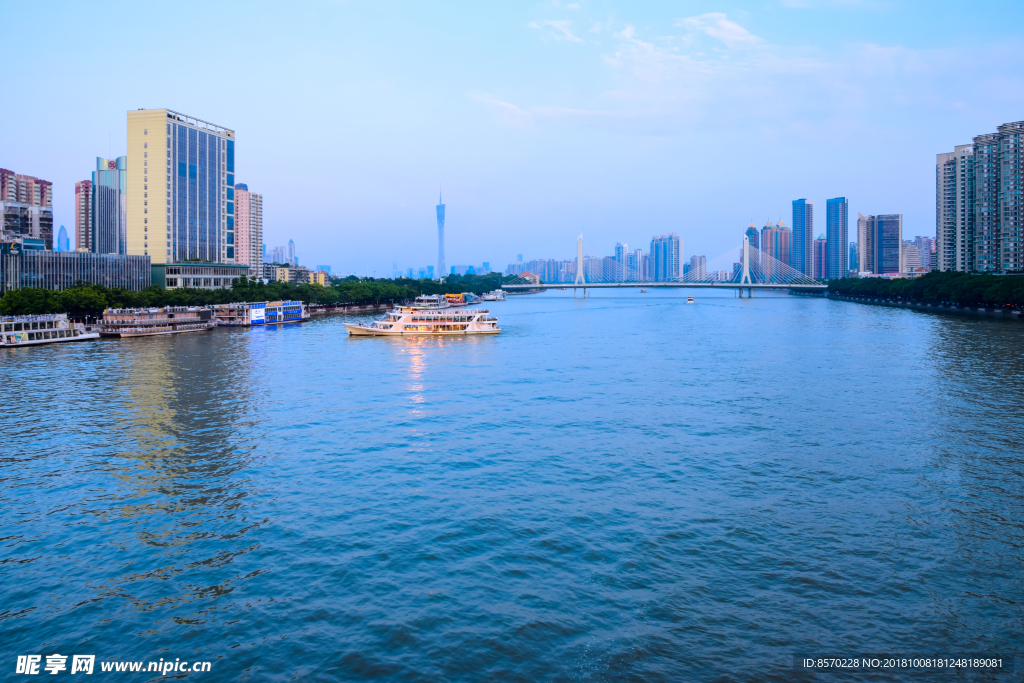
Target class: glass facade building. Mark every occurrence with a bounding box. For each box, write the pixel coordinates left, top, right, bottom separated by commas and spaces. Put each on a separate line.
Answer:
826, 197, 848, 279
92, 156, 127, 255
127, 109, 235, 265
791, 199, 814, 278
0, 244, 150, 294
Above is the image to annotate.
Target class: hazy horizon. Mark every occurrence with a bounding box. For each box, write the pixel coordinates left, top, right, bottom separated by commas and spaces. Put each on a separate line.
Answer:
3, 0, 1022, 275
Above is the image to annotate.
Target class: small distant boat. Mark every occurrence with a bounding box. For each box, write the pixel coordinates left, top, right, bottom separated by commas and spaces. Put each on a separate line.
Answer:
687, 295, 695, 304
481, 290, 507, 302
640, 288, 647, 293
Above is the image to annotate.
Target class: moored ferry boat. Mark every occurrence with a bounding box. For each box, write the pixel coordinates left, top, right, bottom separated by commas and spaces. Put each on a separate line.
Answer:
210, 300, 309, 326
345, 295, 499, 336
481, 290, 507, 302
0, 314, 99, 347
443, 293, 468, 307
97, 306, 215, 337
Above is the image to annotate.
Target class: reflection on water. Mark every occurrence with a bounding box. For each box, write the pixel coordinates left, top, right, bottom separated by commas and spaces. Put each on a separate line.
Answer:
2, 296, 1023, 681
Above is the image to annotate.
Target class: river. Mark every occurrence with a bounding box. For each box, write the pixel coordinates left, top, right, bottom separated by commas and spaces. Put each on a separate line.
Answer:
2, 290, 1022, 681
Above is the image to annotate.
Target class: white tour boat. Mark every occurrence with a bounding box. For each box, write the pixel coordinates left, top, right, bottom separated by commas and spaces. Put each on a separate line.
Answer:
0, 314, 99, 347
687, 295, 695, 304
481, 290, 507, 302
345, 295, 500, 336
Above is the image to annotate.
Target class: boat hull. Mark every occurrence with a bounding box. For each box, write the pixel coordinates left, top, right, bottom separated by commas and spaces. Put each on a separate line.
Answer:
345, 324, 499, 336
100, 325, 215, 338
1, 332, 100, 347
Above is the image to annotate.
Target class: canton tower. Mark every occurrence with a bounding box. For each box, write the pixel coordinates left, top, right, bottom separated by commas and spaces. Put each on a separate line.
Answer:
436, 190, 446, 279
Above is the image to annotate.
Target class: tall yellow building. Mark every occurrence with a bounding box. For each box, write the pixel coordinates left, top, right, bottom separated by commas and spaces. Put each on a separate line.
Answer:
126, 109, 236, 266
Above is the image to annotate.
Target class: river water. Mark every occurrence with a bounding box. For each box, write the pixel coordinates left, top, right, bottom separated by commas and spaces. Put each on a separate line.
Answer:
2, 290, 1023, 681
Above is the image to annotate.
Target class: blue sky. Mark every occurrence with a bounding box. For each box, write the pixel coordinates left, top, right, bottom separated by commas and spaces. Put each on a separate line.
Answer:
4, 0, 1023, 274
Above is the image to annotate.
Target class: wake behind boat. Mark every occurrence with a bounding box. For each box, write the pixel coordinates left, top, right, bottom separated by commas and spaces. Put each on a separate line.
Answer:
345, 295, 500, 336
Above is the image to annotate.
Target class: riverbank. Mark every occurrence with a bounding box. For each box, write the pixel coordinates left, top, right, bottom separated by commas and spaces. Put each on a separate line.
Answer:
830, 293, 1024, 320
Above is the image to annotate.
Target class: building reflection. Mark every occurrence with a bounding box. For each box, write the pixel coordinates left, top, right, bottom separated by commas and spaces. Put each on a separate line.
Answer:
93, 331, 266, 621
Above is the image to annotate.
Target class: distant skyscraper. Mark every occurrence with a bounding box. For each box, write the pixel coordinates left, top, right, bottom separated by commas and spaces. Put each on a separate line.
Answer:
792, 199, 814, 277
56, 225, 69, 251
857, 213, 873, 274
914, 236, 936, 270
688, 254, 706, 280
517, 253, 523, 263
649, 233, 681, 282
263, 244, 267, 259
75, 180, 93, 252
859, 214, 902, 274
760, 219, 792, 269
826, 197, 848, 279
127, 108, 235, 264
849, 241, 858, 273
814, 234, 827, 279
270, 245, 286, 264
234, 183, 263, 276
287, 239, 296, 266
614, 242, 628, 281
427, 265, 434, 278
437, 192, 446, 279
902, 240, 921, 273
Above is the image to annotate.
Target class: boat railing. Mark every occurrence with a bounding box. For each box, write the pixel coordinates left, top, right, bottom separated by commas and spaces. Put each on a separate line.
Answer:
0, 314, 69, 323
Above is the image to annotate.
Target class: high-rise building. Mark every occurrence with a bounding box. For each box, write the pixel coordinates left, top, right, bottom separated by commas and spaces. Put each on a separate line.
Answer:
902, 240, 921, 273
287, 239, 296, 266
936, 144, 974, 272
614, 242, 628, 282
849, 242, 858, 273
760, 219, 792, 268
649, 233, 681, 282
436, 192, 446, 279
973, 123, 1024, 272
75, 180, 93, 252
92, 157, 127, 254
234, 183, 263, 276
688, 254, 707, 280
0, 169, 54, 247
826, 197, 848, 279
857, 213, 874, 274
814, 234, 827, 279
0, 169, 53, 206
792, 199, 814, 277
269, 245, 286, 264
914, 236, 936, 270
936, 120, 1024, 272
857, 214, 902, 274
127, 108, 236, 265
57, 226, 70, 252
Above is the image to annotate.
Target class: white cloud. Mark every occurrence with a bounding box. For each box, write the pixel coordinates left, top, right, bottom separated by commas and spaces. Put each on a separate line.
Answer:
528, 19, 583, 42
676, 13, 764, 50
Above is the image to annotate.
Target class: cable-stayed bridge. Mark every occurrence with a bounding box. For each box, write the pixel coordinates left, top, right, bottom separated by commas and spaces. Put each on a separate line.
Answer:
502, 236, 827, 295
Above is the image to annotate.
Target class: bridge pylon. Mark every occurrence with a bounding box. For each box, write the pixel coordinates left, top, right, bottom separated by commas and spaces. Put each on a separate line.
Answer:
574, 233, 585, 297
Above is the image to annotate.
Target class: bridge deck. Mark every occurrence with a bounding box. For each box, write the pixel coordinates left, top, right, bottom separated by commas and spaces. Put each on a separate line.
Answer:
502, 282, 828, 290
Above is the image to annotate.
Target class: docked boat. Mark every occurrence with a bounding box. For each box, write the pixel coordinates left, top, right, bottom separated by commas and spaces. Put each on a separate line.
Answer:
687, 295, 695, 304
98, 306, 215, 337
345, 295, 499, 336
443, 293, 468, 307
210, 300, 309, 326
481, 290, 507, 302
0, 314, 99, 347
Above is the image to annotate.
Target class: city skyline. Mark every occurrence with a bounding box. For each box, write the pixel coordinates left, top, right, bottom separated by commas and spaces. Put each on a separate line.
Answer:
3, 0, 1023, 274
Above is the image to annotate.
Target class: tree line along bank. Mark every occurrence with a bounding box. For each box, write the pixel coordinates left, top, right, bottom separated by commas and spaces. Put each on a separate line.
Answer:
828, 271, 1024, 308
0, 272, 504, 318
